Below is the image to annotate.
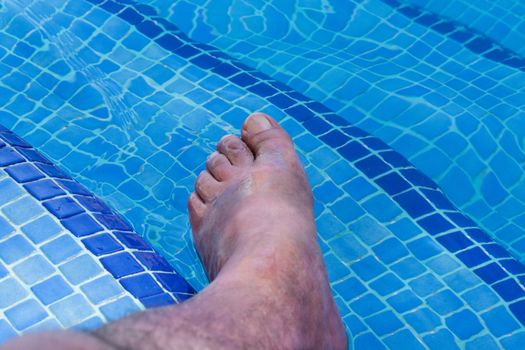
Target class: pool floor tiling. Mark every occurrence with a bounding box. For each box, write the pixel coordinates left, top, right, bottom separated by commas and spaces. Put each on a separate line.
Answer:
1, 0, 525, 349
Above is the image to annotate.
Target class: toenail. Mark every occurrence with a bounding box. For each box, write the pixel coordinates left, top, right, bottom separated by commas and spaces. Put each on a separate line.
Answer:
245, 113, 272, 134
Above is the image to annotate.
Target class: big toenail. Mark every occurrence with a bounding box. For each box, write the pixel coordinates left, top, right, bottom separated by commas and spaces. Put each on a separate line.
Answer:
246, 113, 271, 133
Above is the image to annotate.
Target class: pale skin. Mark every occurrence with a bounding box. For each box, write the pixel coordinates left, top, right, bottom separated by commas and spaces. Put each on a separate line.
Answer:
3, 113, 347, 349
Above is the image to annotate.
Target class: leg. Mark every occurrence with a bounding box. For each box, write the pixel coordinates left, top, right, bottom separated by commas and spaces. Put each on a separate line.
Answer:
2, 113, 347, 350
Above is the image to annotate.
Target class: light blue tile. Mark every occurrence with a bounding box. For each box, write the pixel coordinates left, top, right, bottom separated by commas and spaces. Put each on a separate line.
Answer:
21, 215, 62, 244
0, 235, 35, 264
100, 296, 141, 321
5, 299, 47, 331
1, 196, 43, 225
49, 294, 95, 327
80, 275, 124, 304
59, 255, 103, 285
13, 255, 54, 285
0, 278, 28, 308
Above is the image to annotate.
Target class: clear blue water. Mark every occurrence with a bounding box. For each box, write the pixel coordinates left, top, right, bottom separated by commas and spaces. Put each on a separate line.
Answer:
2, 0, 525, 348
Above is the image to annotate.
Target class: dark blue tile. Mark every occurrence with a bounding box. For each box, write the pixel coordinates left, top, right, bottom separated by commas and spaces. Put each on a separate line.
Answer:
375, 172, 411, 195
118, 7, 144, 25
319, 130, 348, 148
398, 6, 420, 18
500, 259, 525, 275
354, 155, 391, 178
191, 53, 221, 69
285, 105, 315, 122
0, 133, 32, 147
100, 252, 144, 278
76, 196, 111, 213
157, 34, 183, 51
35, 163, 68, 178
436, 232, 473, 253
450, 30, 474, 43
456, 247, 490, 268
114, 231, 151, 250
465, 228, 492, 243
24, 179, 66, 200
0, 148, 24, 166
303, 117, 331, 136
466, 38, 493, 54
99, 0, 124, 12
338, 141, 369, 161
5, 163, 44, 183
212, 63, 240, 78
57, 180, 91, 196
484, 243, 511, 258
417, 214, 455, 235
400, 168, 436, 188
120, 274, 163, 298
44, 197, 84, 219
509, 300, 525, 325
62, 213, 104, 237
474, 263, 507, 284
247, 82, 278, 97
431, 21, 456, 34
380, 151, 411, 167
173, 45, 200, 58
136, 20, 162, 38
82, 233, 123, 256
493, 278, 525, 302
134, 252, 172, 272
94, 213, 132, 231
140, 293, 176, 308
395, 190, 433, 218
230, 72, 257, 87
155, 273, 195, 294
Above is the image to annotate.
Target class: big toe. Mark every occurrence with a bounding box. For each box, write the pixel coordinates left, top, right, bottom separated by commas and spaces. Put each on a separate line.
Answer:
241, 113, 296, 160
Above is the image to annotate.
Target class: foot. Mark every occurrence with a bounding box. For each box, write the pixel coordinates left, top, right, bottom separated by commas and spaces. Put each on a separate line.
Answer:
188, 113, 347, 349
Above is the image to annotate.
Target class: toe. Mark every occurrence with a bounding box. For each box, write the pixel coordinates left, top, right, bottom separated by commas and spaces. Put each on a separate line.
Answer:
188, 192, 206, 230
241, 112, 296, 160
206, 151, 234, 181
195, 170, 222, 202
217, 135, 254, 166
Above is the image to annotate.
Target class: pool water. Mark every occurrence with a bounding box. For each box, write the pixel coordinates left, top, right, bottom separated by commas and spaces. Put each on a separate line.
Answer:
1, 0, 525, 348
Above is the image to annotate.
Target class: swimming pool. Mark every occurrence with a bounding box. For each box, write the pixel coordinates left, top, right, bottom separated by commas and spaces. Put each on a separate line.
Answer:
1, 0, 525, 348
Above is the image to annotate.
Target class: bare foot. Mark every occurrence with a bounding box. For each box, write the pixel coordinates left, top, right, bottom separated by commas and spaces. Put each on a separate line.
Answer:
189, 113, 347, 349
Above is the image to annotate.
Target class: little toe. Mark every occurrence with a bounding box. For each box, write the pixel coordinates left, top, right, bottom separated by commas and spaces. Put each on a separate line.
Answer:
217, 135, 254, 167
195, 170, 222, 202
206, 151, 233, 181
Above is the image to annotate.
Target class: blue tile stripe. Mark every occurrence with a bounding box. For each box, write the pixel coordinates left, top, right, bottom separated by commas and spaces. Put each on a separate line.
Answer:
0, 127, 195, 309
379, 0, 525, 71
86, 0, 525, 326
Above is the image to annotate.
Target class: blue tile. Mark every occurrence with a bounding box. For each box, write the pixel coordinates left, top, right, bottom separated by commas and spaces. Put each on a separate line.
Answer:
404, 307, 441, 333
408, 274, 444, 297
94, 213, 132, 231
495, 277, 525, 302
0, 148, 24, 166
333, 277, 367, 301
369, 273, 404, 296
59, 255, 103, 284
417, 214, 455, 235
436, 231, 473, 252
391, 257, 426, 279
351, 255, 387, 281
373, 238, 409, 264
427, 289, 464, 315
0, 178, 24, 203
114, 231, 151, 250
481, 305, 520, 336
365, 310, 403, 336
0, 320, 17, 344
24, 179, 66, 200
5, 299, 47, 330
350, 216, 390, 245
41, 235, 82, 264
44, 197, 84, 219
446, 309, 483, 340
100, 252, 143, 278
62, 213, 104, 237
13, 254, 54, 285
80, 275, 124, 304
423, 329, 460, 350
354, 332, 386, 350
135, 252, 172, 272
407, 236, 442, 260
350, 293, 386, 317
395, 190, 434, 218
456, 247, 490, 268
5, 163, 44, 183
21, 215, 62, 244
474, 262, 507, 284
82, 233, 123, 256
0, 215, 14, 239
120, 273, 164, 298
140, 293, 176, 308
0, 235, 34, 264
0, 278, 28, 308
49, 294, 95, 327
155, 273, 195, 294
2, 196, 43, 225
383, 329, 426, 350
32, 275, 74, 305
100, 296, 140, 321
